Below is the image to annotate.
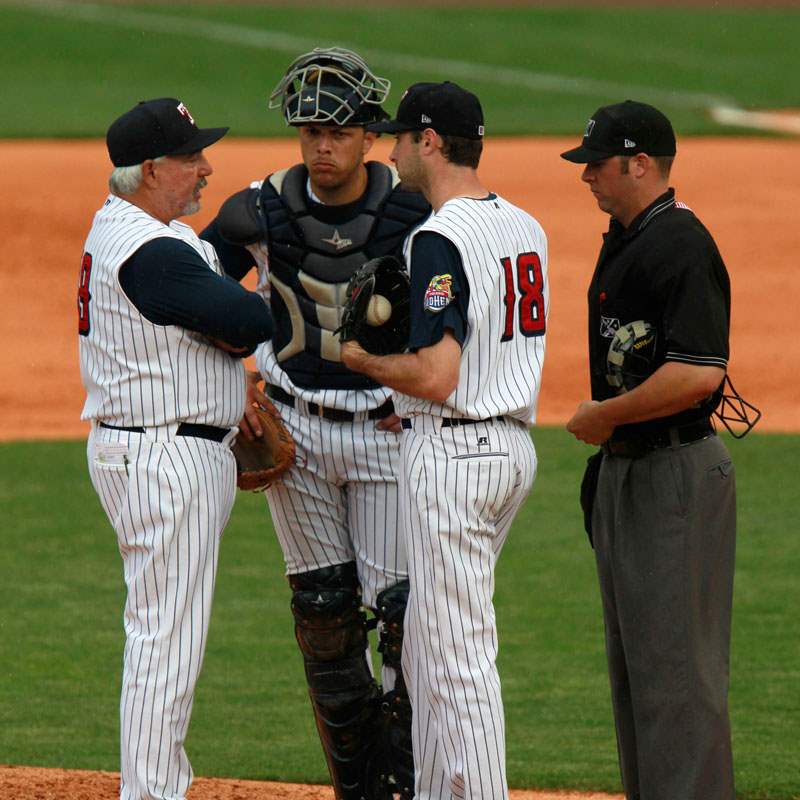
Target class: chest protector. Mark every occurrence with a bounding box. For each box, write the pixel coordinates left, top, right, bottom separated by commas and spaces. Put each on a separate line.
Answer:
260, 161, 430, 389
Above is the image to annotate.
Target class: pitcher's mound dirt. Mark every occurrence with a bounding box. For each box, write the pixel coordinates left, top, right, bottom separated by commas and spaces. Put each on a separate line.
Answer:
0, 765, 623, 800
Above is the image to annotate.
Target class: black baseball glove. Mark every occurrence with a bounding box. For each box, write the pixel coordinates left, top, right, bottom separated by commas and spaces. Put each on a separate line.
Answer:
337, 255, 410, 355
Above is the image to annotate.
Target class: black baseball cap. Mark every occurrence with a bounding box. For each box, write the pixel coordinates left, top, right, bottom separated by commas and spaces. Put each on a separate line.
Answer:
369, 81, 485, 139
106, 98, 229, 167
560, 100, 676, 163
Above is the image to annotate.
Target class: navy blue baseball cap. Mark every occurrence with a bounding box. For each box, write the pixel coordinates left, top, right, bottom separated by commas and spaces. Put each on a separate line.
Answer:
369, 81, 485, 140
560, 100, 676, 163
106, 98, 229, 167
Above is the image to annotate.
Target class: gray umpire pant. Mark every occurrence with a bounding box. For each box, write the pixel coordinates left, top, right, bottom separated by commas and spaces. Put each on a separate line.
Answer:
592, 434, 736, 800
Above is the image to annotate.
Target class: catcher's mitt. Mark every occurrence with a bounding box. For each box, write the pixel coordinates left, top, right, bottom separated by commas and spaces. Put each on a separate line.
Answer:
231, 404, 295, 492
606, 320, 657, 392
337, 255, 410, 355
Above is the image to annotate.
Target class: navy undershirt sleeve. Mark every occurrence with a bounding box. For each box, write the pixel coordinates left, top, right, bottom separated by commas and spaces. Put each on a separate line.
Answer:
118, 237, 272, 349
199, 218, 256, 281
407, 231, 469, 352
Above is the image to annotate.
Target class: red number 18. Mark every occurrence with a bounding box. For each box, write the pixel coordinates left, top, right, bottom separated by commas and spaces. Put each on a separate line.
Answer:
500, 251, 546, 341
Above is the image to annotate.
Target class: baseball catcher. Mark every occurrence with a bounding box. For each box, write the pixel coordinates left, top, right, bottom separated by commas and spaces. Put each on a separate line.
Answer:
199, 46, 431, 800
337, 255, 411, 355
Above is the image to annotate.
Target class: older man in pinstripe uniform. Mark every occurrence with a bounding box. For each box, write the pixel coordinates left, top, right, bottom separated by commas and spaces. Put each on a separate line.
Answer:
79, 98, 272, 800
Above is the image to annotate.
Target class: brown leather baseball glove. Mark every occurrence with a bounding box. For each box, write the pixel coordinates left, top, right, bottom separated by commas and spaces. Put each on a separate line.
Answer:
232, 404, 295, 492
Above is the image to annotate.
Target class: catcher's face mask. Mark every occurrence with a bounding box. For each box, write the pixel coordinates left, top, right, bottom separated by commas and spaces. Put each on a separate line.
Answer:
269, 47, 390, 127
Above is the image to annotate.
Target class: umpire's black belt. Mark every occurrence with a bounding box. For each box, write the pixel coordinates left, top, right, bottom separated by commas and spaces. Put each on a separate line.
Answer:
99, 421, 230, 443
601, 419, 714, 458
401, 416, 505, 430
267, 384, 394, 422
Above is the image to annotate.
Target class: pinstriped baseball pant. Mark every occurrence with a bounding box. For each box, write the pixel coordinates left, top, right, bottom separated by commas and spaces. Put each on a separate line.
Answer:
87, 425, 237, 800
265, 401, 407, 604
399, 416, 537, 800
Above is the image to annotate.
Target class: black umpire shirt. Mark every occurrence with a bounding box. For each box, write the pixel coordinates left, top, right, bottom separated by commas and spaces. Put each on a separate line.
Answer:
588, 189, 730, 437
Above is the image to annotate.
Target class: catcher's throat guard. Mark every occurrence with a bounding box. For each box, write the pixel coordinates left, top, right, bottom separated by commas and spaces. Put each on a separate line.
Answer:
269, 47, 390, 127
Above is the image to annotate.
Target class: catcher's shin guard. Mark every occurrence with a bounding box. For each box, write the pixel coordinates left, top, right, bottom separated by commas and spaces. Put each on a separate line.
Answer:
289, 562, 380, 800
367, 580, 414, 799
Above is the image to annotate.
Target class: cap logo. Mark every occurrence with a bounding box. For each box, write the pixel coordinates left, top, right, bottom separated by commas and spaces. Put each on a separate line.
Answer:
477, 125, 485, 136
421, 114, 432, 124
584, 119, 596, 138
176, 102, 195, 125
624, 138, 636, 148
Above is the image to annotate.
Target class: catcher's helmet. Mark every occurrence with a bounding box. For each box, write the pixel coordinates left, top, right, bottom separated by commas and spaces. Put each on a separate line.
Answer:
269, 47, 390, 127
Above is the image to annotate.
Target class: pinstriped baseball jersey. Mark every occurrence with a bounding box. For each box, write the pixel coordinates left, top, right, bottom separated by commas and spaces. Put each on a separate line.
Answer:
79, 194, 246, 428
254, 336, 392, 415
397, 194, 548, 423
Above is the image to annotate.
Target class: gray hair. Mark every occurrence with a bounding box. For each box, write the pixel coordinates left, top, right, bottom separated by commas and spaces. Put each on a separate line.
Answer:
108, 156, 165, 196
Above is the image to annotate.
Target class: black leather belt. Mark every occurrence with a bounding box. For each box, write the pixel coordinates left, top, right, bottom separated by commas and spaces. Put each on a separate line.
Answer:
267, 384, 394, 422
401, 416, 505, 430
99, 421, 230, 443
601, 419, 714, 458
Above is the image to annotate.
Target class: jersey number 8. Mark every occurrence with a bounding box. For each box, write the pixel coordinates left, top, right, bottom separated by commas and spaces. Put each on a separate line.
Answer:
500, 251, 546, 341
78, 252, 93, 336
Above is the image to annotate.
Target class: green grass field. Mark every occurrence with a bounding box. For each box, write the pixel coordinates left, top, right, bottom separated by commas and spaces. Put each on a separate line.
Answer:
1, 2, 798, 138
1, 430, 798, 798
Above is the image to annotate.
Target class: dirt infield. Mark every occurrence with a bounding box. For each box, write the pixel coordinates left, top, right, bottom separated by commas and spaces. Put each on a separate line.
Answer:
1, 136, 798, 441
0, 765, 624, 800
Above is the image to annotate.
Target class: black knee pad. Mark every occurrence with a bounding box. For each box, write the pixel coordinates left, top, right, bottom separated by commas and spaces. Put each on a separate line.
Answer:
375, 579, 409, 672
289, 562, 369, 662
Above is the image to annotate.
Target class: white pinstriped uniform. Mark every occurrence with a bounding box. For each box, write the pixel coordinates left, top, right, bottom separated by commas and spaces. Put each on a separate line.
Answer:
244, 178, 409, 614
79, 194, 244, 800
398, 195, 548, 799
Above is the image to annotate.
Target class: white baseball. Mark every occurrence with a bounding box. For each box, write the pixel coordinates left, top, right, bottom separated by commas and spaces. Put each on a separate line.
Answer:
366, 294, 392, 326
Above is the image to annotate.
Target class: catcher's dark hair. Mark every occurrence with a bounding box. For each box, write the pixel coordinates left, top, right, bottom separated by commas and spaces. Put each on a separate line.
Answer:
619, 154, 674, 178
412, 130, 482, 168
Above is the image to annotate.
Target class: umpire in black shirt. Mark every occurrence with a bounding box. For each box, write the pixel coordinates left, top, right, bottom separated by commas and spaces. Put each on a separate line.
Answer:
562, 101, 736, 800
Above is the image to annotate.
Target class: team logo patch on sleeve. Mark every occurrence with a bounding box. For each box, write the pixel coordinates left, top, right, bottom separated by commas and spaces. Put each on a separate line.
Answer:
424, 274, 454, 313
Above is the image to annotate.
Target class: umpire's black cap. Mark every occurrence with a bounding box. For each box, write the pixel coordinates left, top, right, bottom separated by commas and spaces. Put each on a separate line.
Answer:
560, 100, 676, 163
369, 81, 485, 140
106, 98, 229, 167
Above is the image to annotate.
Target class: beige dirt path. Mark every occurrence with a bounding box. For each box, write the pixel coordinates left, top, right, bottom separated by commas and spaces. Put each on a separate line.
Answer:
1, 137, 798, 441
